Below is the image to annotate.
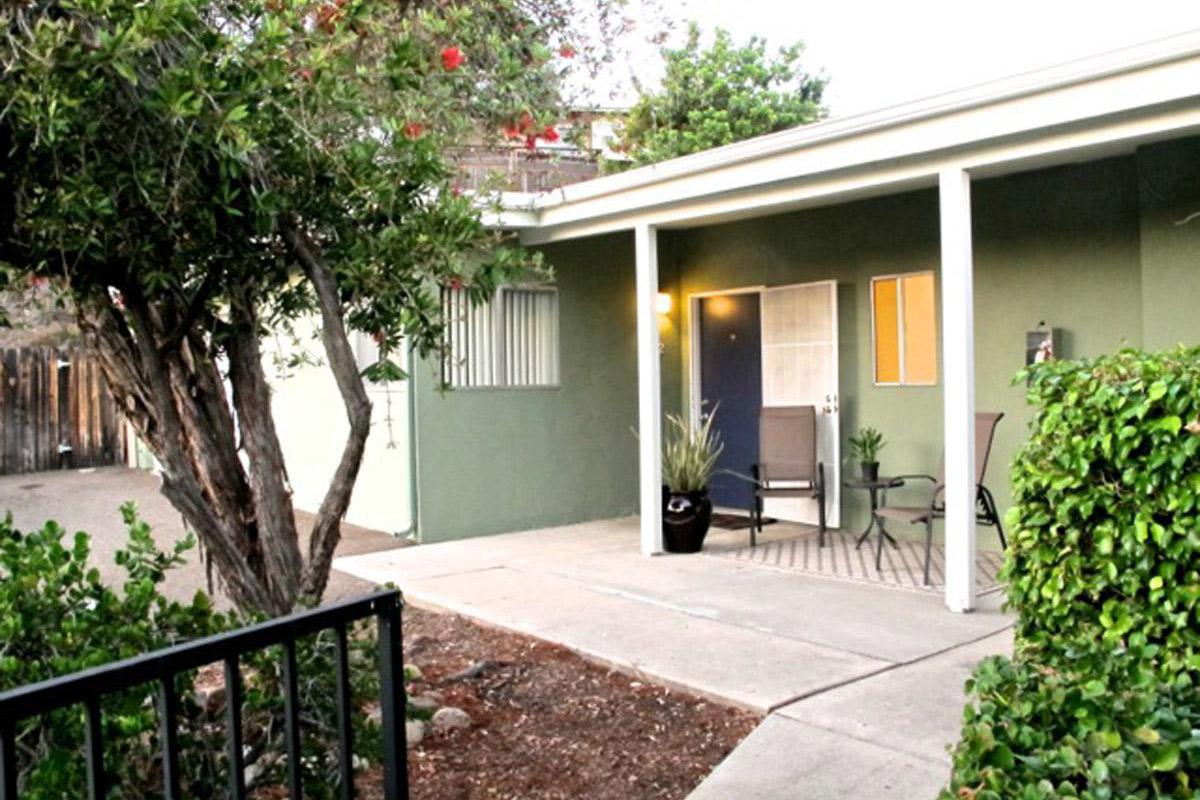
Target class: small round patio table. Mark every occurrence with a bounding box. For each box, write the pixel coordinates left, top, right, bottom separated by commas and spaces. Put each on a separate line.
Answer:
842, 476, 905, 551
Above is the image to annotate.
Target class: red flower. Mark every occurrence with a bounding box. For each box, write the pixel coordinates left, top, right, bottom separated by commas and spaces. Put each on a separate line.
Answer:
448, 277, 464, 291
501, 122, 522, 140
559, 45, 576, 59
541, 125, 559, 143
403, 121, 424, 139
296, 68, 314, 82
441, 46, 465, 71
524, 134, 537, 151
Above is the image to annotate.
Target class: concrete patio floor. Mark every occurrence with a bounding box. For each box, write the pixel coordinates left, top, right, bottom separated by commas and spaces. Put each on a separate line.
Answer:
334, 516, 1015, 798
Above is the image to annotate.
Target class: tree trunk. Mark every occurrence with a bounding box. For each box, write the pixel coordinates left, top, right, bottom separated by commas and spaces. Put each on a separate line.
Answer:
79, 292, 298, 615
76, 224, 372, 614
226, 293, 304, 607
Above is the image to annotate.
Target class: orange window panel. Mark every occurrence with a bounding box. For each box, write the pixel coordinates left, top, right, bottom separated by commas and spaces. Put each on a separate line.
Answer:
873, 278, 900, 383
902, 273, 937, 384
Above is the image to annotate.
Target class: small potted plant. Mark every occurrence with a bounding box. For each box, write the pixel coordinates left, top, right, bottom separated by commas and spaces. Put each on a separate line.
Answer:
849, 427, 885, 483
661, 410, 723, 553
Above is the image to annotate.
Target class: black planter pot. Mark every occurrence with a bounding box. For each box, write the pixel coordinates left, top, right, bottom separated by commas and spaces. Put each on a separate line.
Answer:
861, 461, 880, 483
662, 488, 713, 553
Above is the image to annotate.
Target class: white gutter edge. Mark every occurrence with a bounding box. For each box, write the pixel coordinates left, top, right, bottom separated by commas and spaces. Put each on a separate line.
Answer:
511, 28, 1200, 214
474, 191, 538, 229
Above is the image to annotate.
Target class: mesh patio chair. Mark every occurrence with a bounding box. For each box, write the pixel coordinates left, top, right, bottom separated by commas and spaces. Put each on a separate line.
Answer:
874, 411, 1007, 585
749, 406, 826, 548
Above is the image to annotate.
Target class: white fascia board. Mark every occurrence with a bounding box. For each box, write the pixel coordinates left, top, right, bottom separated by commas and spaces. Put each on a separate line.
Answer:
506, 37, 1200, 244
482, 207, 540, 229
519, 100, 1200, 244
476, 191, 539, 230
525, 57, 1200, 238
531, 30, 1200, 212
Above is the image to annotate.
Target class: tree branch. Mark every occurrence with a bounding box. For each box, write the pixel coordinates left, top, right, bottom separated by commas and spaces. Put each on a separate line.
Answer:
159, 265, 223, 357
281, 222, 372, 606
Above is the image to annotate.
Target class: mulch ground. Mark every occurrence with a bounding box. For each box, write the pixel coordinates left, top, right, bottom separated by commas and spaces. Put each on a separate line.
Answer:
380, 605, 760, 800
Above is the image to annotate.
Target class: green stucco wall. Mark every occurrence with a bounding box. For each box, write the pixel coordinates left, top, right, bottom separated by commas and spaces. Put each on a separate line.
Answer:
1138, 138, 1200, 350
971, 156, 1144, 535
672, 156, 1146, 544
412, 232, 642, 542
415, 138, 1200, 545
668, 188, 942, 534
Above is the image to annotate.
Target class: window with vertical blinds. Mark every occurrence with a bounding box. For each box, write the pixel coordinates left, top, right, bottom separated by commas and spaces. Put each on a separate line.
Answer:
871, 271, 937, 385
441, 285, 559, 388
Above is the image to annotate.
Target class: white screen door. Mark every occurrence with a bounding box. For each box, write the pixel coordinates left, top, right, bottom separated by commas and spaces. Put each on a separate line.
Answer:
759, 281, 841, 527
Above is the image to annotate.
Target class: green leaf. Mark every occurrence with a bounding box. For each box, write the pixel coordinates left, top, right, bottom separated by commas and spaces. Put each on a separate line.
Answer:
111, 60, 138, 84
1157, 415, 1183, 435
986, 743, 1015, 769
1133, 727, 1160, 745
1149, 743, 1180, 772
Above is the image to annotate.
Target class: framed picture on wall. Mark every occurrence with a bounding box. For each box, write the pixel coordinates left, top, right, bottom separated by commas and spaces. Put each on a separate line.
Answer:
1025, 328, 1057, 368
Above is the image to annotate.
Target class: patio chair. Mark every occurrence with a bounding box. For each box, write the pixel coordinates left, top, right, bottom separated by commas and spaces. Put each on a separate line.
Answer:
873, 411, 1007, 586
749, 406, 826, 548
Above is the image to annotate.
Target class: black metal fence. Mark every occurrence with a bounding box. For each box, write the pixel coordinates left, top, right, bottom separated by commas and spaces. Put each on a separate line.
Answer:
0, 589, 409, 800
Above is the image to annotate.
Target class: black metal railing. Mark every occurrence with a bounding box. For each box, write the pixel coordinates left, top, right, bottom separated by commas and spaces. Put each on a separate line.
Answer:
0, 589, 409, 800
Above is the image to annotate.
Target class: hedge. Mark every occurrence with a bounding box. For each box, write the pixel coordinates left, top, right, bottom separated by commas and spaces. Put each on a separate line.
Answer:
1007, 347, 1200, 676
943, 347, 1200, 798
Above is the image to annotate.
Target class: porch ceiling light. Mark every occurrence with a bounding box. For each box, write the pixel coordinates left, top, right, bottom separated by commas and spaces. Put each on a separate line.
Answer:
656, 292, 672, 314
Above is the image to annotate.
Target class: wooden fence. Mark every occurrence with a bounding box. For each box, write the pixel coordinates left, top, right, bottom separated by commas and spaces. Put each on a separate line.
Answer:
0, 347, 127, 475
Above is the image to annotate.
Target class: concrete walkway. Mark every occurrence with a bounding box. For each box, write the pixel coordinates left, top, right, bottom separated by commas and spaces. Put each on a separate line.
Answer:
0, 467, 405, 607
690, 630, 1011, 799
334, 517, 1014, 799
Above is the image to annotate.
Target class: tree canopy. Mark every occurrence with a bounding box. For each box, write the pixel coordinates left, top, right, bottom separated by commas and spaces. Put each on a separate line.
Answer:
0, 0, 643, 613
612, 22, 828, 167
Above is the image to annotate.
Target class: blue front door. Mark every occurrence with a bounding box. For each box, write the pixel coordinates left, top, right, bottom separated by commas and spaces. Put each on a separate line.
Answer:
699, 293, 762, 510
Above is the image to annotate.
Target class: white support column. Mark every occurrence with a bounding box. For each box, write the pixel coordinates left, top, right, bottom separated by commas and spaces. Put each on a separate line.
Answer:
635, 224, 664, 555
939, 168, 977, 613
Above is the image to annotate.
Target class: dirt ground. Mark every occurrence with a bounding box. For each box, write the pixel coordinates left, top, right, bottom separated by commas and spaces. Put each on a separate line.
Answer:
2, 467, 758, 799
392, 606, 759, 800
2, 467, 759, 798
0, 466, 405, 607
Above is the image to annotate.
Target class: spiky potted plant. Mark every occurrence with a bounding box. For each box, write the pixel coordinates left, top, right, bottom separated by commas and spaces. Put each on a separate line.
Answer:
849, 427, 885, 482
661, 410, 724, 553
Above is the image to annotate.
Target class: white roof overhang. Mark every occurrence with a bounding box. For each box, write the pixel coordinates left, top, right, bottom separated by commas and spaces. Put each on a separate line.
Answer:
484, 31, 1200, 245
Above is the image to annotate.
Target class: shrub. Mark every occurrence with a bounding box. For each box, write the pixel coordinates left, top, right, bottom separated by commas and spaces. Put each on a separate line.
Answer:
0, 506, 233, 797
1006, 347, 1200, 676
943, 638, 1200, 799
943, 347, 1200, 798
0, 507, 391, 798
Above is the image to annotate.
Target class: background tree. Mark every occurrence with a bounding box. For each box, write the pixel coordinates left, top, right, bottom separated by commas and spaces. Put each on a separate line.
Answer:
0, 0, 652, 614
611, 22, 828, 167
